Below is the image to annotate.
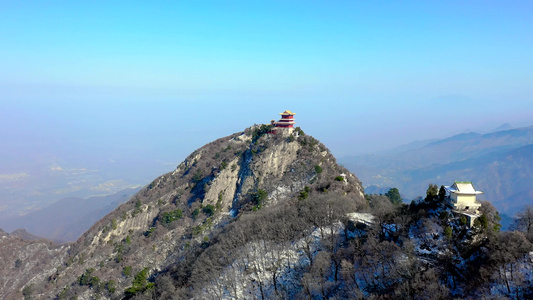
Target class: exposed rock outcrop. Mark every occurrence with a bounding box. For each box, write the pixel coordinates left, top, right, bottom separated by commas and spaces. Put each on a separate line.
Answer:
0, 230, 65, 299
0, 125, 365, 299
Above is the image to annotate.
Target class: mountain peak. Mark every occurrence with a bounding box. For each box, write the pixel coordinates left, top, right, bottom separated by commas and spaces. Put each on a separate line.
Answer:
9, 228, 44, 241
489, 122, 514, 133
8, 124, 364, 299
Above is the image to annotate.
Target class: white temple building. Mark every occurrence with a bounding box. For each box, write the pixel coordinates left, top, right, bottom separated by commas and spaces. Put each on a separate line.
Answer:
445, 181, 483, 211
445, 181, 483, 227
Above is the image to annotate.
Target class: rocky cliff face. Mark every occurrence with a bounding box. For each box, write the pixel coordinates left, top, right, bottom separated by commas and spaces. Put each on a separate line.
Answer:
1, 126, 365, 299
0, 231, 66, 300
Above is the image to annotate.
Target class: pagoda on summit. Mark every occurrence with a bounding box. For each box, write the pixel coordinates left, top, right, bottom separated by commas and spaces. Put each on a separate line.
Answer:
272, 110, 296, 128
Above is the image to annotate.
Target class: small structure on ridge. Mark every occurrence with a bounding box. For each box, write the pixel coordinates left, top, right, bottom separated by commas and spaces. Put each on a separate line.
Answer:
445, 181, 483, 227
271, 110, 295, 128
270, 110, 296, 134
445, 181, 483, 211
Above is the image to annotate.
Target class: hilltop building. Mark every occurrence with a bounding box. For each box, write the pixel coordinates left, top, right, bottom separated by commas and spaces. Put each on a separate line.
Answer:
270, 110, 296, 134
445, 181, 483, 211
445, 181, 483, 227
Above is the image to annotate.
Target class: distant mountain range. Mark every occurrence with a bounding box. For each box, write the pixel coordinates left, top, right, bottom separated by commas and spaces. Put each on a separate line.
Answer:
0, 187, 140, 243
340, 124, 533, 215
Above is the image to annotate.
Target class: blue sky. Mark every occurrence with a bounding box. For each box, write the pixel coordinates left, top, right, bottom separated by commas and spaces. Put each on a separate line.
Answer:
1, 0, 532, 163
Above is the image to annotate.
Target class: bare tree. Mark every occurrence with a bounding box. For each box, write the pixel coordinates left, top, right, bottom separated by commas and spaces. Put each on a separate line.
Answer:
301, 251, 336, 299
512, 205, 533, 242
481, 231, 533, 298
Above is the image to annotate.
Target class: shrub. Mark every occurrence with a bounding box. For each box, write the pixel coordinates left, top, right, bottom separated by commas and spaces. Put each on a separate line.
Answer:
216, 192, 223, 210
476, 214, 488, 229
123, 266, 132, 277
220, 161, 228, 169
114, 244, 124, 263
124, 267, 154, 297
250, 189, 267, 206
314, 165, 322, 173
106, 280, 116, 294
89, 276, 100, 288
202, 205, 216, 216
58, 287, 69, 299
286, 135, 295, 142
192, 218, 214, 236
132, 199, 142, 217
294, 126, 305, 136
192, 208, 200, 219
334, 176, 345, 182
444, 226, 453, 239
144, 227, 156, 237
192, 225, 203, 236
252, 124, 273, 143
192, 169, 203, 183
22, 284, 33, 299
78, 268, 95, 286
160, 209, 183, 225
298, 186, 311, 200
385, 187, 402, 205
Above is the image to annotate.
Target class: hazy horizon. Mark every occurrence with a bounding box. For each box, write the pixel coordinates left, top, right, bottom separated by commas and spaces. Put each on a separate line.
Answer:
1, 1, 532, 217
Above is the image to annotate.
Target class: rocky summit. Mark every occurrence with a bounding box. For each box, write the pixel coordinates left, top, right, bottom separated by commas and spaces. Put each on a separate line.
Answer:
4, 123, 532, 299
1, 125, 365, 299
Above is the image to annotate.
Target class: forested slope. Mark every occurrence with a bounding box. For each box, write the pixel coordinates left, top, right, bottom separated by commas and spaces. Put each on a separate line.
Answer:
3, 125, 365, 299
2, 125, 532, 299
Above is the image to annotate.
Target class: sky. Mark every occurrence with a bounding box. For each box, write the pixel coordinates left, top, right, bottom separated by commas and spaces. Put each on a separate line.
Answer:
0, 1, 532, 213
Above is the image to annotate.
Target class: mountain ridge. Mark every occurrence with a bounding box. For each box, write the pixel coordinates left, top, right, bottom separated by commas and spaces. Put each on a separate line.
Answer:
340, 124, 533, 214
1, 123, 532, 299
0, 125, 365, 299
0, 187, 140, 243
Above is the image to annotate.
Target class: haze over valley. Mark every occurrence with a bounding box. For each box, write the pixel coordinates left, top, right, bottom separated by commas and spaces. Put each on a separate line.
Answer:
340, 124, 533, 215
2, 1, 532, 226
1, 1, 533, 299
